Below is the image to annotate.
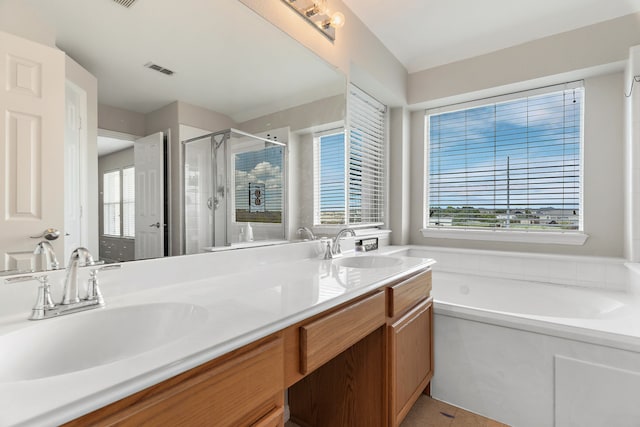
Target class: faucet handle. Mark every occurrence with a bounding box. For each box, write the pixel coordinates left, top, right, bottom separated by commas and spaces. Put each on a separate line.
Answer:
87, 264, 121, 304
5, 275, 54, 320
322, 238, 333, 260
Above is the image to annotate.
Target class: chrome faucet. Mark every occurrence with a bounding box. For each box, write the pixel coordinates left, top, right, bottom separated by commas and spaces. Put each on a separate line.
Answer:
331, 228, 356, 257
34, 240, 59, 270
4, 247, 120, 320
62, 247, 95, 305
297, 226, 316, 241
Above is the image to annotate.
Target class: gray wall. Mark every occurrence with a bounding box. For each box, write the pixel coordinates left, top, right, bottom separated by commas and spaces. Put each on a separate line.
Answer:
98, 104, 146, 137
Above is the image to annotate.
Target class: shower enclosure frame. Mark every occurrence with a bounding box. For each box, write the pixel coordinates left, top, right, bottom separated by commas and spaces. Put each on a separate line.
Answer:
181, 128, 288, 252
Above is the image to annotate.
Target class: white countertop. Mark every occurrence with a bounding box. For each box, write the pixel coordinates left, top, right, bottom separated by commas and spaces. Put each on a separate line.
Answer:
0, 243, 434, 426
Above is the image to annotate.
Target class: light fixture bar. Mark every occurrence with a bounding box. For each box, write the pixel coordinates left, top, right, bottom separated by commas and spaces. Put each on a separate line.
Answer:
281, 0, 344, 42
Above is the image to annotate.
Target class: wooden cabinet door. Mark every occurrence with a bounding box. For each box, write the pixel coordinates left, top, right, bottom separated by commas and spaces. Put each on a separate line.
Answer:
389, 298, 433, 427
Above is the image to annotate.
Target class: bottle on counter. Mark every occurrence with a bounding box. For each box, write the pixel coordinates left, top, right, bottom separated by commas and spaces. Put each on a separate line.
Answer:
245, 222, 254, 242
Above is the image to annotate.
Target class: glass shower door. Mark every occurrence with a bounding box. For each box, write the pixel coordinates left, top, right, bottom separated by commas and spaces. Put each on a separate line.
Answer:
183, 136, 213, 254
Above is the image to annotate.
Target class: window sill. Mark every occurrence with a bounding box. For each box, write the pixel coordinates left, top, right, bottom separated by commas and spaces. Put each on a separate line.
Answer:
311, 225, 389, 236
420, 228, 589, 245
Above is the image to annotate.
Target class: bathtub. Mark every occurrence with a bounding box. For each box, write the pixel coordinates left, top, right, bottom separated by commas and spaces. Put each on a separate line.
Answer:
381, 246, 640, 427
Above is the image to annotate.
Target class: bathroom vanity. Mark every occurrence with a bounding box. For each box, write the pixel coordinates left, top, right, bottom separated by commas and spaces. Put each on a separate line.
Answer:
0, 245, 435, 427
64, 267, 432, 427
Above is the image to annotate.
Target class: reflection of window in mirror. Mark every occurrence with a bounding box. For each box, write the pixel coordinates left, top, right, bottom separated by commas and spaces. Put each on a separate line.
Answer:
102, 167, 135, 237
314, 131, 346, 225
234, 146, 284, 224
122, 167, 136, 238
314, 84, 388, 228
103, 170, 121, 236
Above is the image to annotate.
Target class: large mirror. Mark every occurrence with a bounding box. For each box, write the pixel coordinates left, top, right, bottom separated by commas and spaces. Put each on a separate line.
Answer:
1, 0, 346, 274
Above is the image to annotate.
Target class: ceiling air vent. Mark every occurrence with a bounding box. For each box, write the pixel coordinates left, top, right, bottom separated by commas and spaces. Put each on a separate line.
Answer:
112, 0, 138, 8
144, 62, 175, 76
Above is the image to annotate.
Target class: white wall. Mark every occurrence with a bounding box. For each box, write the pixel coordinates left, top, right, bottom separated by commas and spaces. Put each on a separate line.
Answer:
625, 46, 640, 261
389, 107, 411, 245
408, 13, 640, 108
0, 0, 55, 47
238, 0, 406, 107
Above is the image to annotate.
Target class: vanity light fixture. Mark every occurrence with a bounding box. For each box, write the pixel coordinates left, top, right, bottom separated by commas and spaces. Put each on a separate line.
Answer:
282, 0, 345, 42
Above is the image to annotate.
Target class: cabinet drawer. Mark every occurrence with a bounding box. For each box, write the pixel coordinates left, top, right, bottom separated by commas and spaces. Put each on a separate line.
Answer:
300, 291, 385, 374
388, 269, 432, 318
66, 336, 284, 427
252, 406, 284, 427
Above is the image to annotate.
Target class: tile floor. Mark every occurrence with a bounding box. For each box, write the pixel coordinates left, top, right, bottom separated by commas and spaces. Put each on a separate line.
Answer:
285, 395, 510, 427
400, 396, 509, 427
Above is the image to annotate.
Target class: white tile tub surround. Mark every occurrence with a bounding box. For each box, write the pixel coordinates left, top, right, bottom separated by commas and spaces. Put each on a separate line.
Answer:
428, 270, 640, 427
433, 310, 640, 427
382, 245, 630, 291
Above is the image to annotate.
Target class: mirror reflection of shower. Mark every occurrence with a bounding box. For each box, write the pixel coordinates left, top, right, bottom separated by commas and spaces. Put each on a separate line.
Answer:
182, 128, 287, 254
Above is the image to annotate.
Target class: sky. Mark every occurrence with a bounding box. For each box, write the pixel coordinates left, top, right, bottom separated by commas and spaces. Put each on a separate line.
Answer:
318, 132, 346, 217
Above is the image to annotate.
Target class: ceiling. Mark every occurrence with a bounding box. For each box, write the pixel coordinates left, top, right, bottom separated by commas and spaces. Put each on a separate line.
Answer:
97, 135, 134, 157
342, 0, 640, 73
24, 0, 345, 122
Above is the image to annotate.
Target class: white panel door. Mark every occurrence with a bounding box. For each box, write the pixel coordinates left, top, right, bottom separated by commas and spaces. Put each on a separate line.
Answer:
64, 81, 87, 262
0, 31, 65, 272
134, 132, 164, 260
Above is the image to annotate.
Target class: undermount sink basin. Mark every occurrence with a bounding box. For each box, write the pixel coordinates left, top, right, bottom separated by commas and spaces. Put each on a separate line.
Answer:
333, 255, 403, 269
0, 302, 208, 382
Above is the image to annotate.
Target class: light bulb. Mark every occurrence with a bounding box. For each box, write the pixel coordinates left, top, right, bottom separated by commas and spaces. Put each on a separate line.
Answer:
315, 0, 328, 14
306, 0, 327, 17
330, 11, 345, 28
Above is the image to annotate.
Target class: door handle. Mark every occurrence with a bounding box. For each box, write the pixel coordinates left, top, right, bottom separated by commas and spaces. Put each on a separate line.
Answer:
149, 222, 161, 228
30, 228, 60, 241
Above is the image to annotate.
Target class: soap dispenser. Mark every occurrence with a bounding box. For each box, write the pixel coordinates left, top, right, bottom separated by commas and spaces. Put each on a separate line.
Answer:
245, 222, 254, 242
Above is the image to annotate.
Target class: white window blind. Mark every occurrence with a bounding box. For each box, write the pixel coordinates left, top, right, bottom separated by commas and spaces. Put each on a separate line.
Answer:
314, 85, 387, 226
103, 170, 121, 236
427, 82, 583, 232
348, 85, 386, 225
122, 166, 135, 237
234, 145, 284, 224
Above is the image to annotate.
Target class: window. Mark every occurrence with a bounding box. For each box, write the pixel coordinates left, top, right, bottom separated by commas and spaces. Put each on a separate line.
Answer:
314, 85, 387, 226
122, 167, 135, 237
103, 167, 135, 238
103, 170, 121, 236
234, 146, 284, 224
426, 82, 584, 239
